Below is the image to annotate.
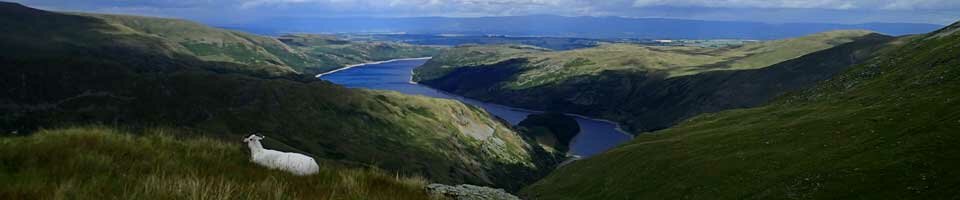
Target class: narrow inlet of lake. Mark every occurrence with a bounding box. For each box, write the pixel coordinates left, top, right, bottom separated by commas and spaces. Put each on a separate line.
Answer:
319, 58, 632, 157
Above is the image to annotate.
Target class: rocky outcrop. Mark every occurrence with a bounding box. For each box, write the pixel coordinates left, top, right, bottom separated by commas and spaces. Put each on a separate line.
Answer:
427, 184, 521, 200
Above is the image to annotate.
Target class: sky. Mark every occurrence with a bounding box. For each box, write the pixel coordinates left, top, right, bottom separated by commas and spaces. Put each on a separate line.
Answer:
10, 0, 960, 25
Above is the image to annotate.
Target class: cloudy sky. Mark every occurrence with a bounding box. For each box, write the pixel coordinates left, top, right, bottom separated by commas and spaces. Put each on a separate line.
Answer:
11, 0, 960, 25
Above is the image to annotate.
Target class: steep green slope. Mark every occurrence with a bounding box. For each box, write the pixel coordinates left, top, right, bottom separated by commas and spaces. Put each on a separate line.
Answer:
0, 2, 559, 190
515, 113, 580, 152
0, 126, 436, 200
417, 31, 889, 133
523, 22, 960, 199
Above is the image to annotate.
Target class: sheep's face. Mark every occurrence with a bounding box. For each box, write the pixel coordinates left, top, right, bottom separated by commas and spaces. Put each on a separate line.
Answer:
242, 134, 264, 143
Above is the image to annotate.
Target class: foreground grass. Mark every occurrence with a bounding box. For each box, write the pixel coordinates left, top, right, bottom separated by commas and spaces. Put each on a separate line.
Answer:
0, 126, 436, 200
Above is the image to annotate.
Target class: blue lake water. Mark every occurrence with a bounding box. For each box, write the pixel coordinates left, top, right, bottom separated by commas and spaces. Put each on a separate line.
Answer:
320, 58, 632, 157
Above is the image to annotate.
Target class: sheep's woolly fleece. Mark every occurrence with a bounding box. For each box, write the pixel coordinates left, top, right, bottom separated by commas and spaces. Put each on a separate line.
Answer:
243, 134, 319, 176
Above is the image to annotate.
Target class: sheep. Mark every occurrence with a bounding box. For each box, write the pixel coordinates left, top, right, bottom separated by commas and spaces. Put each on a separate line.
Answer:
242, 134, 320, 176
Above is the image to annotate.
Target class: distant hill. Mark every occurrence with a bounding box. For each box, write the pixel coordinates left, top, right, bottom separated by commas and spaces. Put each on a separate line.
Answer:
523, 21, 960, 199
0, 2, 559, 190
227, 15, 941, 40
85, 13, 304, 74
414, 30, 889, 133
336, 34, 604, 50
73, 13, 441, 75
278, 34, 443, 74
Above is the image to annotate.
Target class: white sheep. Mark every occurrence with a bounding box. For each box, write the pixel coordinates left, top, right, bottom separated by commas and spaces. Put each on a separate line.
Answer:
242, 134, 320, 176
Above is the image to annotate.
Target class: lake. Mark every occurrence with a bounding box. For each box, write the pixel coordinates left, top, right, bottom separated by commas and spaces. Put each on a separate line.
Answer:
319, 58, 632, 156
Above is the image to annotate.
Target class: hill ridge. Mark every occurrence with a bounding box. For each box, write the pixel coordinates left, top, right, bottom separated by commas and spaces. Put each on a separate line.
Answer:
521, 20, 960, 199
414, 29, 886, 133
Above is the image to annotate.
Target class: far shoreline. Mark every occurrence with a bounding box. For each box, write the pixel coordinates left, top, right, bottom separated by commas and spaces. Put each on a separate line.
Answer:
314, 57, 433, 78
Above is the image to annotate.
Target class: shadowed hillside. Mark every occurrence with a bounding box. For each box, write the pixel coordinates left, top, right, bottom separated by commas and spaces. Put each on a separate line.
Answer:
415, 30, 891, 133
523, 21, 960, 199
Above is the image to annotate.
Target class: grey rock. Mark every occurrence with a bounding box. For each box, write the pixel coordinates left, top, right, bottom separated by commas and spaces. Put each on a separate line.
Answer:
426, 184, 521, 200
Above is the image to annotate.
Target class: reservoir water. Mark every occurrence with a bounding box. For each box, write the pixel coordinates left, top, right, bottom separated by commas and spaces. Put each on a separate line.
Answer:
320, 58, 632, 156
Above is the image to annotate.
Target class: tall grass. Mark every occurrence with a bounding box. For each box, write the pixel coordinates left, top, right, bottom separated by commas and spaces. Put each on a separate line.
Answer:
0, 126, 438, 200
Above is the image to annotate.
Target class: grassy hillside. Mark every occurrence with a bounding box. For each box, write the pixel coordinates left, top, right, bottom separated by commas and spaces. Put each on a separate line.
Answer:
415, 30, 871, 89
0, 2, 559, 190
416, 31, 891, 133
278, 34, 443, 73
87, 13, 304, 74
412, 44, 551, 81
522, 22, 960, 199
83, 13, 441, 75
0, 126, 437, 199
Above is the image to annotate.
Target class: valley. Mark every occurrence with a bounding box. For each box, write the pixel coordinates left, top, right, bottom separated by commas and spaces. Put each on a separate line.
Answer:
318, 58, 632, 157
3, 1, 960, 199
0, 2, 561, 194
522, 21, 960, 199
414, 30, 894, 133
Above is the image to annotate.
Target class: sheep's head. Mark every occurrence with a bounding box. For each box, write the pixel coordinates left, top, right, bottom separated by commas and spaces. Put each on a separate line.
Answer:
242, 134, 264, 143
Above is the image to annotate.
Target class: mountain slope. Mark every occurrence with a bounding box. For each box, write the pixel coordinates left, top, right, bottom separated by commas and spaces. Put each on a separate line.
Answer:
522, 22, 960, 199
0, 127, 435, 200
415, 31, 887, 133
0, 2, 559, 190
86, 13, 304, 74
81, 13, 441, 74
